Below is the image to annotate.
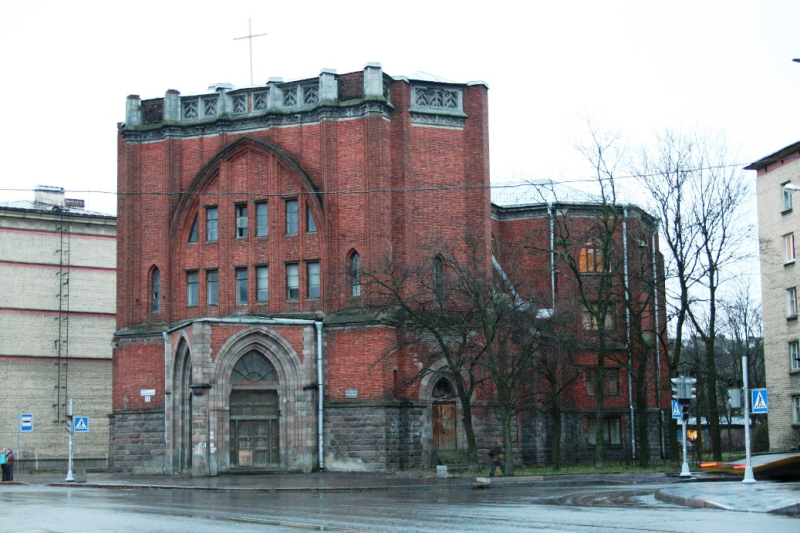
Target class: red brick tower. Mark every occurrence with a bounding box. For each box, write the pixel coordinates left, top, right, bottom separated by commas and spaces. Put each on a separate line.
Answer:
113, 64, 491, 474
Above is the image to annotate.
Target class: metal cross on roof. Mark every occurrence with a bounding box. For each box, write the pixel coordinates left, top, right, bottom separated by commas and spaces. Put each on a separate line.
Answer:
234, 19, 268, 86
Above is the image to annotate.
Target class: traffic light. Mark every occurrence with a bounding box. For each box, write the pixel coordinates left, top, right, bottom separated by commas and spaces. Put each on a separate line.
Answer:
65, 398, 74, 434
671, 377, 683, 401
681, 403, 690, 421
684, 378, 697, 401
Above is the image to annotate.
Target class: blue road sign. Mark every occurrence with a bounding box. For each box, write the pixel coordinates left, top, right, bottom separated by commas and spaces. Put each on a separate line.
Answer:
751, 389, 769, 414
20, 413, 33, 432
671, 400, 682, 419
74, 417, 89, 433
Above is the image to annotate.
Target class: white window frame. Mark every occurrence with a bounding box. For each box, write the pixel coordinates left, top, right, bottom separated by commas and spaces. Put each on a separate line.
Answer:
207, 270, 218, 306
791, 341, 800, 371
256, 202, 268, 237
787, 287, 798, 318
794, 396, 800, 425
187, 272, 199, 307
307, 262, 320, 299
236, 268, 248, 304
287, 263, 299, 300
206, 206, 219, 242
784, 182, 794, 211
286, 200, 299, 235
257, 266, 269, 302
235, 204, 248, 238
786, 233, 796, 264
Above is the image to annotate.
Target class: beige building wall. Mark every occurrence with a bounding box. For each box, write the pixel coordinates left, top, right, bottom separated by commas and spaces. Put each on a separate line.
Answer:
0, 202, 116, 463
756, 153, 800, 451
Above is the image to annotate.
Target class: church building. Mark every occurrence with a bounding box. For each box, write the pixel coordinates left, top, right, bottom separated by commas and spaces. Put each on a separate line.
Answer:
113, 63, 667, 475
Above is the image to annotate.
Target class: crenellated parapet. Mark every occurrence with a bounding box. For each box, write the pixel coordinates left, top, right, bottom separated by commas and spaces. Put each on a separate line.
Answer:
121, 63, 486, 141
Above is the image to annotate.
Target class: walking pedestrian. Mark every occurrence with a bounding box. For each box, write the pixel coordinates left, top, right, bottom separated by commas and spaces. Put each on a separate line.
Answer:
5, 449, 14, 481
488, 439, 504, 477
0, 448, 6, 482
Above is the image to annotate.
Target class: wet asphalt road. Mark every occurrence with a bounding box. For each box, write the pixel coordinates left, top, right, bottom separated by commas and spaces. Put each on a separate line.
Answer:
1, 482, 798, 532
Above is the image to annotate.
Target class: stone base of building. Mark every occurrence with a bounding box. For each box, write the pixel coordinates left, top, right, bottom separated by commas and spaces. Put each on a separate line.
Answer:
108, 409, 167, 474
110, 403, 669, 475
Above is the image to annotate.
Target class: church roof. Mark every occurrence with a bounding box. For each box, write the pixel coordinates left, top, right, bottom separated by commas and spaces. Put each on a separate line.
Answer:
491, 180, 604, 207
405, 71, 457, 84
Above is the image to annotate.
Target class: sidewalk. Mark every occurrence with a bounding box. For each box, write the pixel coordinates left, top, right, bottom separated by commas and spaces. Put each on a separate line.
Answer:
4, 470, 799, 514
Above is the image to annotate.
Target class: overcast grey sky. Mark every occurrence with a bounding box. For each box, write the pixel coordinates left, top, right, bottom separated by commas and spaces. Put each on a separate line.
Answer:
2, 0, 799, 217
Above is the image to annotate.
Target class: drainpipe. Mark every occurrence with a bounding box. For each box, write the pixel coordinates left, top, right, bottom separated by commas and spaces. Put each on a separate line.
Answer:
623, 207, 635, 459
548, 204, 556, 307
652, 225, 664, 459
162, 316, 325, 471
162, 331, 170, 474
316, 320, 324, 471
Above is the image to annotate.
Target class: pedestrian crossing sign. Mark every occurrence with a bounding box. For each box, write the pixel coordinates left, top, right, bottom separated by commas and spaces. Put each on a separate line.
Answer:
671, 400, 682, 419
751, 389, 768, 414
74, 417, 89, 433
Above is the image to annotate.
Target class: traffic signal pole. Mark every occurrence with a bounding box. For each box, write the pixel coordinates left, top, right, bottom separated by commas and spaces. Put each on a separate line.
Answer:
680, 415, 691, 477
742, 356, 756, 484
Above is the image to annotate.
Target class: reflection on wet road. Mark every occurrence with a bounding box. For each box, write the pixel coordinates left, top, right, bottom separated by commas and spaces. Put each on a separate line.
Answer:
1, 482, 797, 532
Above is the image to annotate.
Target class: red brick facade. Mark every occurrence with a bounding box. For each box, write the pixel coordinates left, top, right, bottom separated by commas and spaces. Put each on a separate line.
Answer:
112, 65, 666, 475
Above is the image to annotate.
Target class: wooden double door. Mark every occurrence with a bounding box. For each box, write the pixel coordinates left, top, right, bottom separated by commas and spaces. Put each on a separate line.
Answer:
432, 402, 457, 451
230, 390, 279, 467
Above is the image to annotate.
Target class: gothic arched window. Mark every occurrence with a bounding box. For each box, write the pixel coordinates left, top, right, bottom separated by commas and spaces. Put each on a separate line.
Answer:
231, 351, 277, 382
432, 377, 455, 399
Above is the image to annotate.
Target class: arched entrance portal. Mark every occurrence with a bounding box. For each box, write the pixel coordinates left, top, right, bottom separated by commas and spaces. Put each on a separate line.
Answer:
172, 340, 193, 473
229, 350, 280, 468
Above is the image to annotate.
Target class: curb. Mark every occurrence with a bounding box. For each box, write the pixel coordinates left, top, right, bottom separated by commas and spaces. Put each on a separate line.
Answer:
654, 489, 732, 510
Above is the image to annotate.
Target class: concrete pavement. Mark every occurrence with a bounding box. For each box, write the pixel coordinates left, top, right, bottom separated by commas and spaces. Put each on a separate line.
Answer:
3, 469, 799, 514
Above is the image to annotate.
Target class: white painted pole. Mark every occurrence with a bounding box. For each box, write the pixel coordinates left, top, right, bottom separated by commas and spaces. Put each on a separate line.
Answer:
742, 356, 756, 484
680, 416, 691, 477
65, 398, 74, 482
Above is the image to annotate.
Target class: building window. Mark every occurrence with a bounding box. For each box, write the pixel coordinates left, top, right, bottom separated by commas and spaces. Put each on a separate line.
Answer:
786, 233, 796, 263
791, 341, 800, 371
433, 255, 444, 303
206, 207, 219, 242
286, 199, 298, 235
287, 264, 299, 299
151, 268, 161, 312
188, 215, 198, 243
257, 266, 269, 302
307, 262, 320, 299
187, 272, 199, 307
794, 396, 800, 424
585, 368, 620, 397
784, 182, 794, 211
581, 305, 614, 331
236, 268, 248, 304
788, 287, 798, 319
579, 245, 604, 273
349, 252, 361, 297
307, 204, 317, 233
588, 417, 621, 446
235, 204, 248, 238
207, 271, 218, 306
432, 378, 455, 399
256, 202, 268, 237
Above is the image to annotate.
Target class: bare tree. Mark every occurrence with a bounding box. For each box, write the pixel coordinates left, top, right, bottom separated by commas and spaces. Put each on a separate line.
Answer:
545, 124, 628, 469
635, 129, 754, 461
361, 248, 488, 469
